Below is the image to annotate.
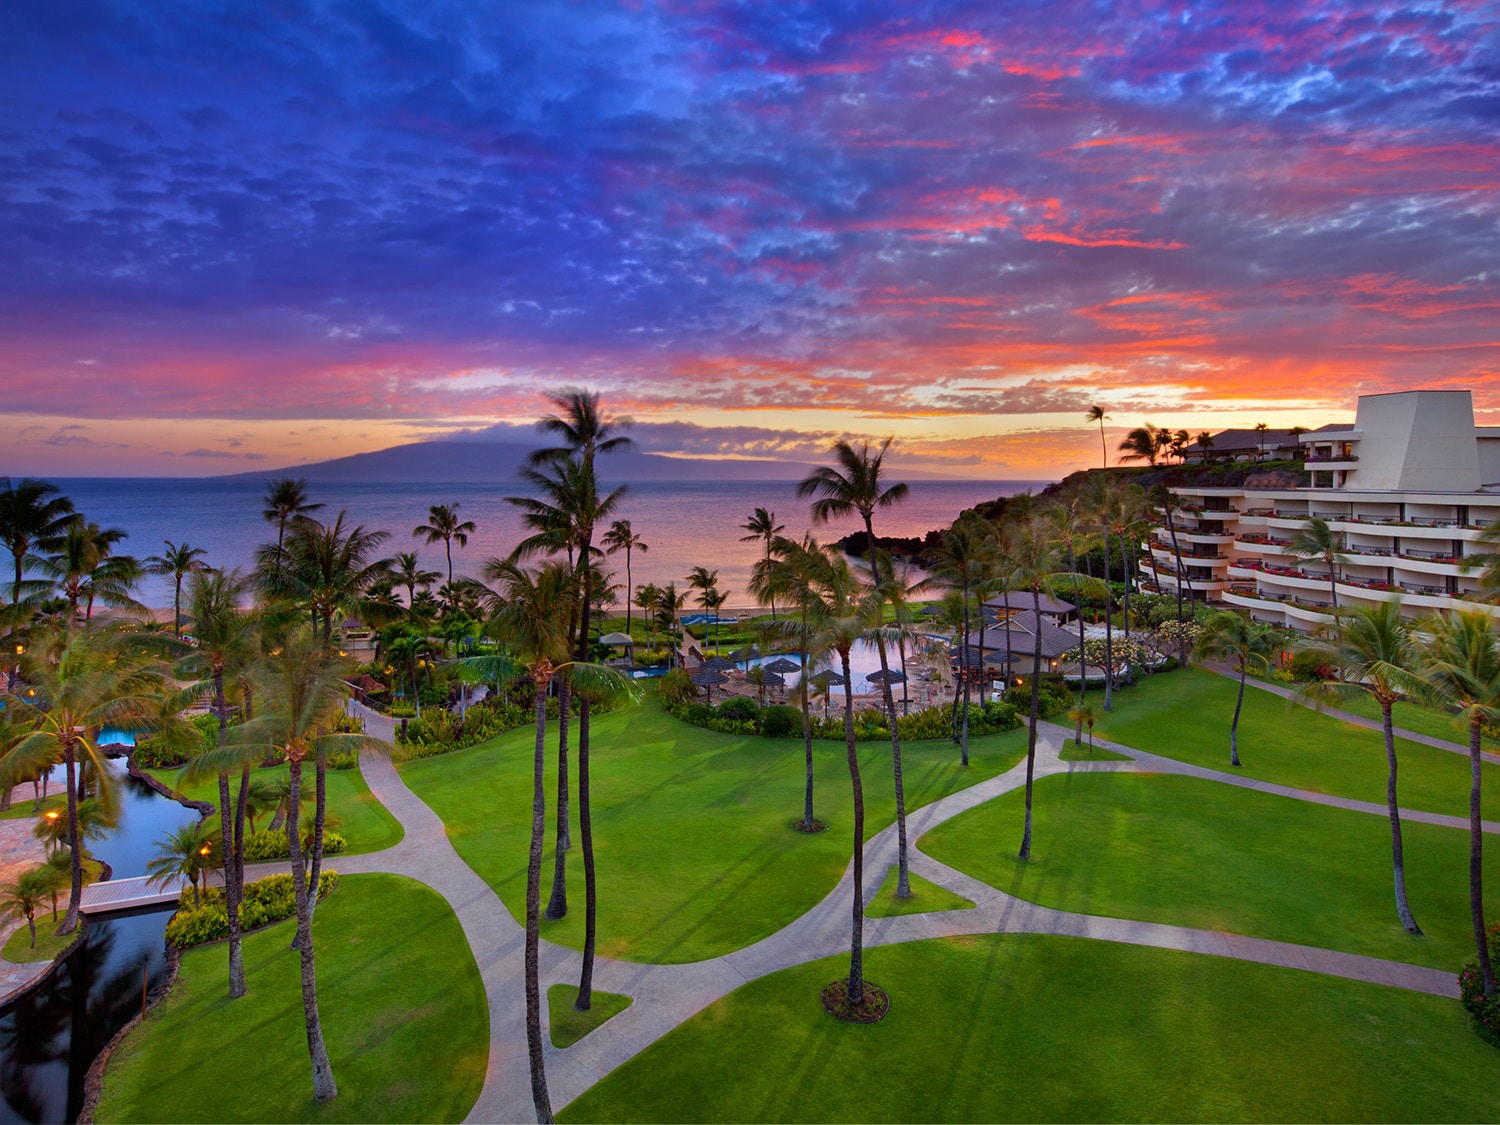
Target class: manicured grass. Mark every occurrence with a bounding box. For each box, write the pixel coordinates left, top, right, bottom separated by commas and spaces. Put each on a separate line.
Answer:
921, 770, 1500, 970
95, 873, 486, 1124
0, 791, 64, 821
1305, 683, 1473, 747
560, 934, 1500, 1123
2, 917, 74, 963
1057, 741, 1132, 762
1096, 667, 1500, 821
866, 866, 972, 917
148, 763, 403, 856
548, 984, 632, 1048
400, 692, 1026, 963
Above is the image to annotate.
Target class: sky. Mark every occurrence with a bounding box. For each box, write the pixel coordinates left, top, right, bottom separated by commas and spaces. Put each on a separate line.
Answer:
2, 0, 1498, 480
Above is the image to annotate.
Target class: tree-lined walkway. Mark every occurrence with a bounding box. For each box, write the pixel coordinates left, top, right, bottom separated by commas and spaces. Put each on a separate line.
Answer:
314, 700, 1472, 1123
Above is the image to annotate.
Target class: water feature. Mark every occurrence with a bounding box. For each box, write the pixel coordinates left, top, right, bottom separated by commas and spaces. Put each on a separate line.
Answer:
0, 757, 201, 1124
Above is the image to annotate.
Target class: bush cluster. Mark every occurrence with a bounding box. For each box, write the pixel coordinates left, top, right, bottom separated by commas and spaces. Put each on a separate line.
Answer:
662, 693, 1022, 742
242, 829, 346, 862
132, 713, 225, 768
1287, 650, 1336, 682
1003, 674, 1075, 720
165, 871, 338, 948
1459, 921, 1500, 1048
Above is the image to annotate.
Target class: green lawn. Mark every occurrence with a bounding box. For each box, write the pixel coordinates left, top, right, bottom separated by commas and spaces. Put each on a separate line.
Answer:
0, 791, 65, 821
921, 770, 1500, 970
549, 984, 632, 1048
148, 763, 403, 856
560, 934, 1500, 1123
399, 693, 1026, 963
866, 866, 973, 917
94, 873, 487, 1124
1096, 668, 1500, 821
2, 916, 74, 963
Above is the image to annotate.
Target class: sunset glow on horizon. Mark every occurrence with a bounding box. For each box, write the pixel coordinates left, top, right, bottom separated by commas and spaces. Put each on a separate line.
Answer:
3, 2, 1498, 479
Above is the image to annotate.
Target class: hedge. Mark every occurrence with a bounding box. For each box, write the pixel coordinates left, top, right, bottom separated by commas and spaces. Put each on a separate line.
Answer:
164, 871, 339, 948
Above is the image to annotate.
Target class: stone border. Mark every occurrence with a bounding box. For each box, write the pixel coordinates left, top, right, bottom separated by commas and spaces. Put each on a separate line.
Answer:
0, 915, 89, 1008
126, 756, 215, 816
76, 943, 182, 1125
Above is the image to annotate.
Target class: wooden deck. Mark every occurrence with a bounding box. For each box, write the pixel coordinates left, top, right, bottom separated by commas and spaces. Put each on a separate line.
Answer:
79, 874, 184, 914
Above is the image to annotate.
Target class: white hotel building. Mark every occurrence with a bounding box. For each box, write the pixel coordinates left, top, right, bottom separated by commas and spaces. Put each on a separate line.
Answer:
1144, 390, 1500, 630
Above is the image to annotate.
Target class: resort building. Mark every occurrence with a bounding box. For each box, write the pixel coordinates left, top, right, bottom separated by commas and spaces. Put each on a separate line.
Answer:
1144, 390, 1500, 630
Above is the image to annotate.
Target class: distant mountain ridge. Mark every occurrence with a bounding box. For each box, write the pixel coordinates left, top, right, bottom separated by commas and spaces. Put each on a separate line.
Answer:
217, 436, 972, 483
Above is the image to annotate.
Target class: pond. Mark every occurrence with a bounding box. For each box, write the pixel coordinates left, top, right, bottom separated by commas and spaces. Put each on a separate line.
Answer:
0, 758, 201, 1124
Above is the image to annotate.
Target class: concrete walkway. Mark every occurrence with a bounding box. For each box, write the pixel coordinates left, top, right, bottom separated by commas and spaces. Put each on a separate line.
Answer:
312, 700, 1470, 1122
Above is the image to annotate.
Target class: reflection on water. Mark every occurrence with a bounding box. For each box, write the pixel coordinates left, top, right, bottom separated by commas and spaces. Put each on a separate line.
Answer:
0, 760, 199, 1124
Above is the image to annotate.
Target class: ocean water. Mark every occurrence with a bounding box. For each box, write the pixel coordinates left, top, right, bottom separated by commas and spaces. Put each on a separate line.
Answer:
47, 477, 1041, 609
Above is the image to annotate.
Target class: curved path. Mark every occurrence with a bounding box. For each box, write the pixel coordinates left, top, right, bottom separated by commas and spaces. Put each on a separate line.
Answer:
320, 702, 1476, 1123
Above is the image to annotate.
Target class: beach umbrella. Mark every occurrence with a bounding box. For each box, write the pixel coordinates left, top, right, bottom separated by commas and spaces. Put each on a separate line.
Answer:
704, 655, 737, 671
764, 657, 801, 674
690, 667, 728, 703
761, 670, 785, 687
866, 669, 907, 685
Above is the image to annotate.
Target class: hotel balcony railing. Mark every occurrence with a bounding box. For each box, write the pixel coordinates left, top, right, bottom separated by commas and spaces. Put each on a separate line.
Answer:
1304, 454, 1358, 464
1236, 533, 1292, 547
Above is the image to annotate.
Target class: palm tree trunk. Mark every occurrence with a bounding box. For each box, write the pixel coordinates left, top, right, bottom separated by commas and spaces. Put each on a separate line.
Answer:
800, 625, 815, 829
577, 697, 597, 1009
545, 679, 571, 920
1163, 508, 1190, 663
1019, 587, 1044, 860
959, 601, 971, 765
1470, 713, 1496, 996
526, 682, 554, 1123
976, 614, 987, 706
285, 756, 337, 1103
1381, 699, 1422, 934
1101, 524, 1115, 711
1070, 545, 1087, 739
59, 741, 81, 935
174, 578, 183, 638
230, 764, 250, 999
840, 648, 864, 1002
862, 515, 909, 898
1230, 664, 1245, 768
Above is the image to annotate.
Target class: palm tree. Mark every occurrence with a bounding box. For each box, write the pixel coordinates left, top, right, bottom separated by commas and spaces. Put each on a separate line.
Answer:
197, 631, 384, 1104
654, 583, 687, 668
488, 560, 574, 1123
1085, 406, 1109, 468
1301, 599, 1424, 934
601, 520, 647, 631
145, 540, 207, 638
41, 520, 142, 620
686, 566, 721, 653
1254, 421, 1271, 459
921, 514, 998, 767
1421, 610, 1500, 998
0, 477, 75, 617
740, 509, 785, 620
390, 551, 441, 611
1081, 475, 1122, 709
804, 544, 882, 1009
1196, 431, 1216, 463
1008, 511, 1095, 859
178, 567, 258, 998
3, 622, 178, 934
146, 819, 220, 910
1288, 516, 1347, 654
0, 866, 51, 950
413, 503, 477, 604
1147, 483, 1192, 659
1117, 425, 1159, 465
258, 512, 394, 644
261, 478, 322, 560
1194, 610, 1278, 767
798, 438, 914, 897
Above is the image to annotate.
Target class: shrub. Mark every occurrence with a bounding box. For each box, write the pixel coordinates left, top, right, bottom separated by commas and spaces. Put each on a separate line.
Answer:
657, 668, 698, 709
1459, 920, 1500, 1048
716, 697, 761, 723
166, 871, 338, 948
326, 750, 360, 770
242, 830, 346, 862
1288, 650, 1335, 683
760, 704, 803, 738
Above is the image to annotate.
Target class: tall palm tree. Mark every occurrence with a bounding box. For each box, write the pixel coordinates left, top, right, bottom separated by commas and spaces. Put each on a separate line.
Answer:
798, 438, 914, 897
921, 514, 998, 767
0, 866, 51, 950
740, 509, 785, 621
1194, 610, 1278, 767
1081, 475, 1121, 710
261, 478, 322, 559
1302, 599, 1424, 934
390, 551, 441, 611
3, 622, 179, 933
42, 520, 142, 620
1008, 511, 1096, 860
654, 582, 688, 668
804, 545, 882, 1009
198, 631, 384, 1104
1147, 483, 1192, 658
687, 566, 721, 653
412, 503, 477, 604
601, 520, 647, 631
178, 567, 258, 998
1288, 516, 1347, 655
0, 478, 75, 615
1254, 421, 1270, 458
1046, 500, 1096, 738
489, 561, 574, 1123
258, 512, 394, 644
1196, 431, 1216, 463
1085, 406, 1109, 468
1421, 610, 1500, 998
144, 540, 208, 637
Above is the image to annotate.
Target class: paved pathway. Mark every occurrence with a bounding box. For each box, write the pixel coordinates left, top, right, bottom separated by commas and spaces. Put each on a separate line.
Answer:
316, 701, 1470, 1122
